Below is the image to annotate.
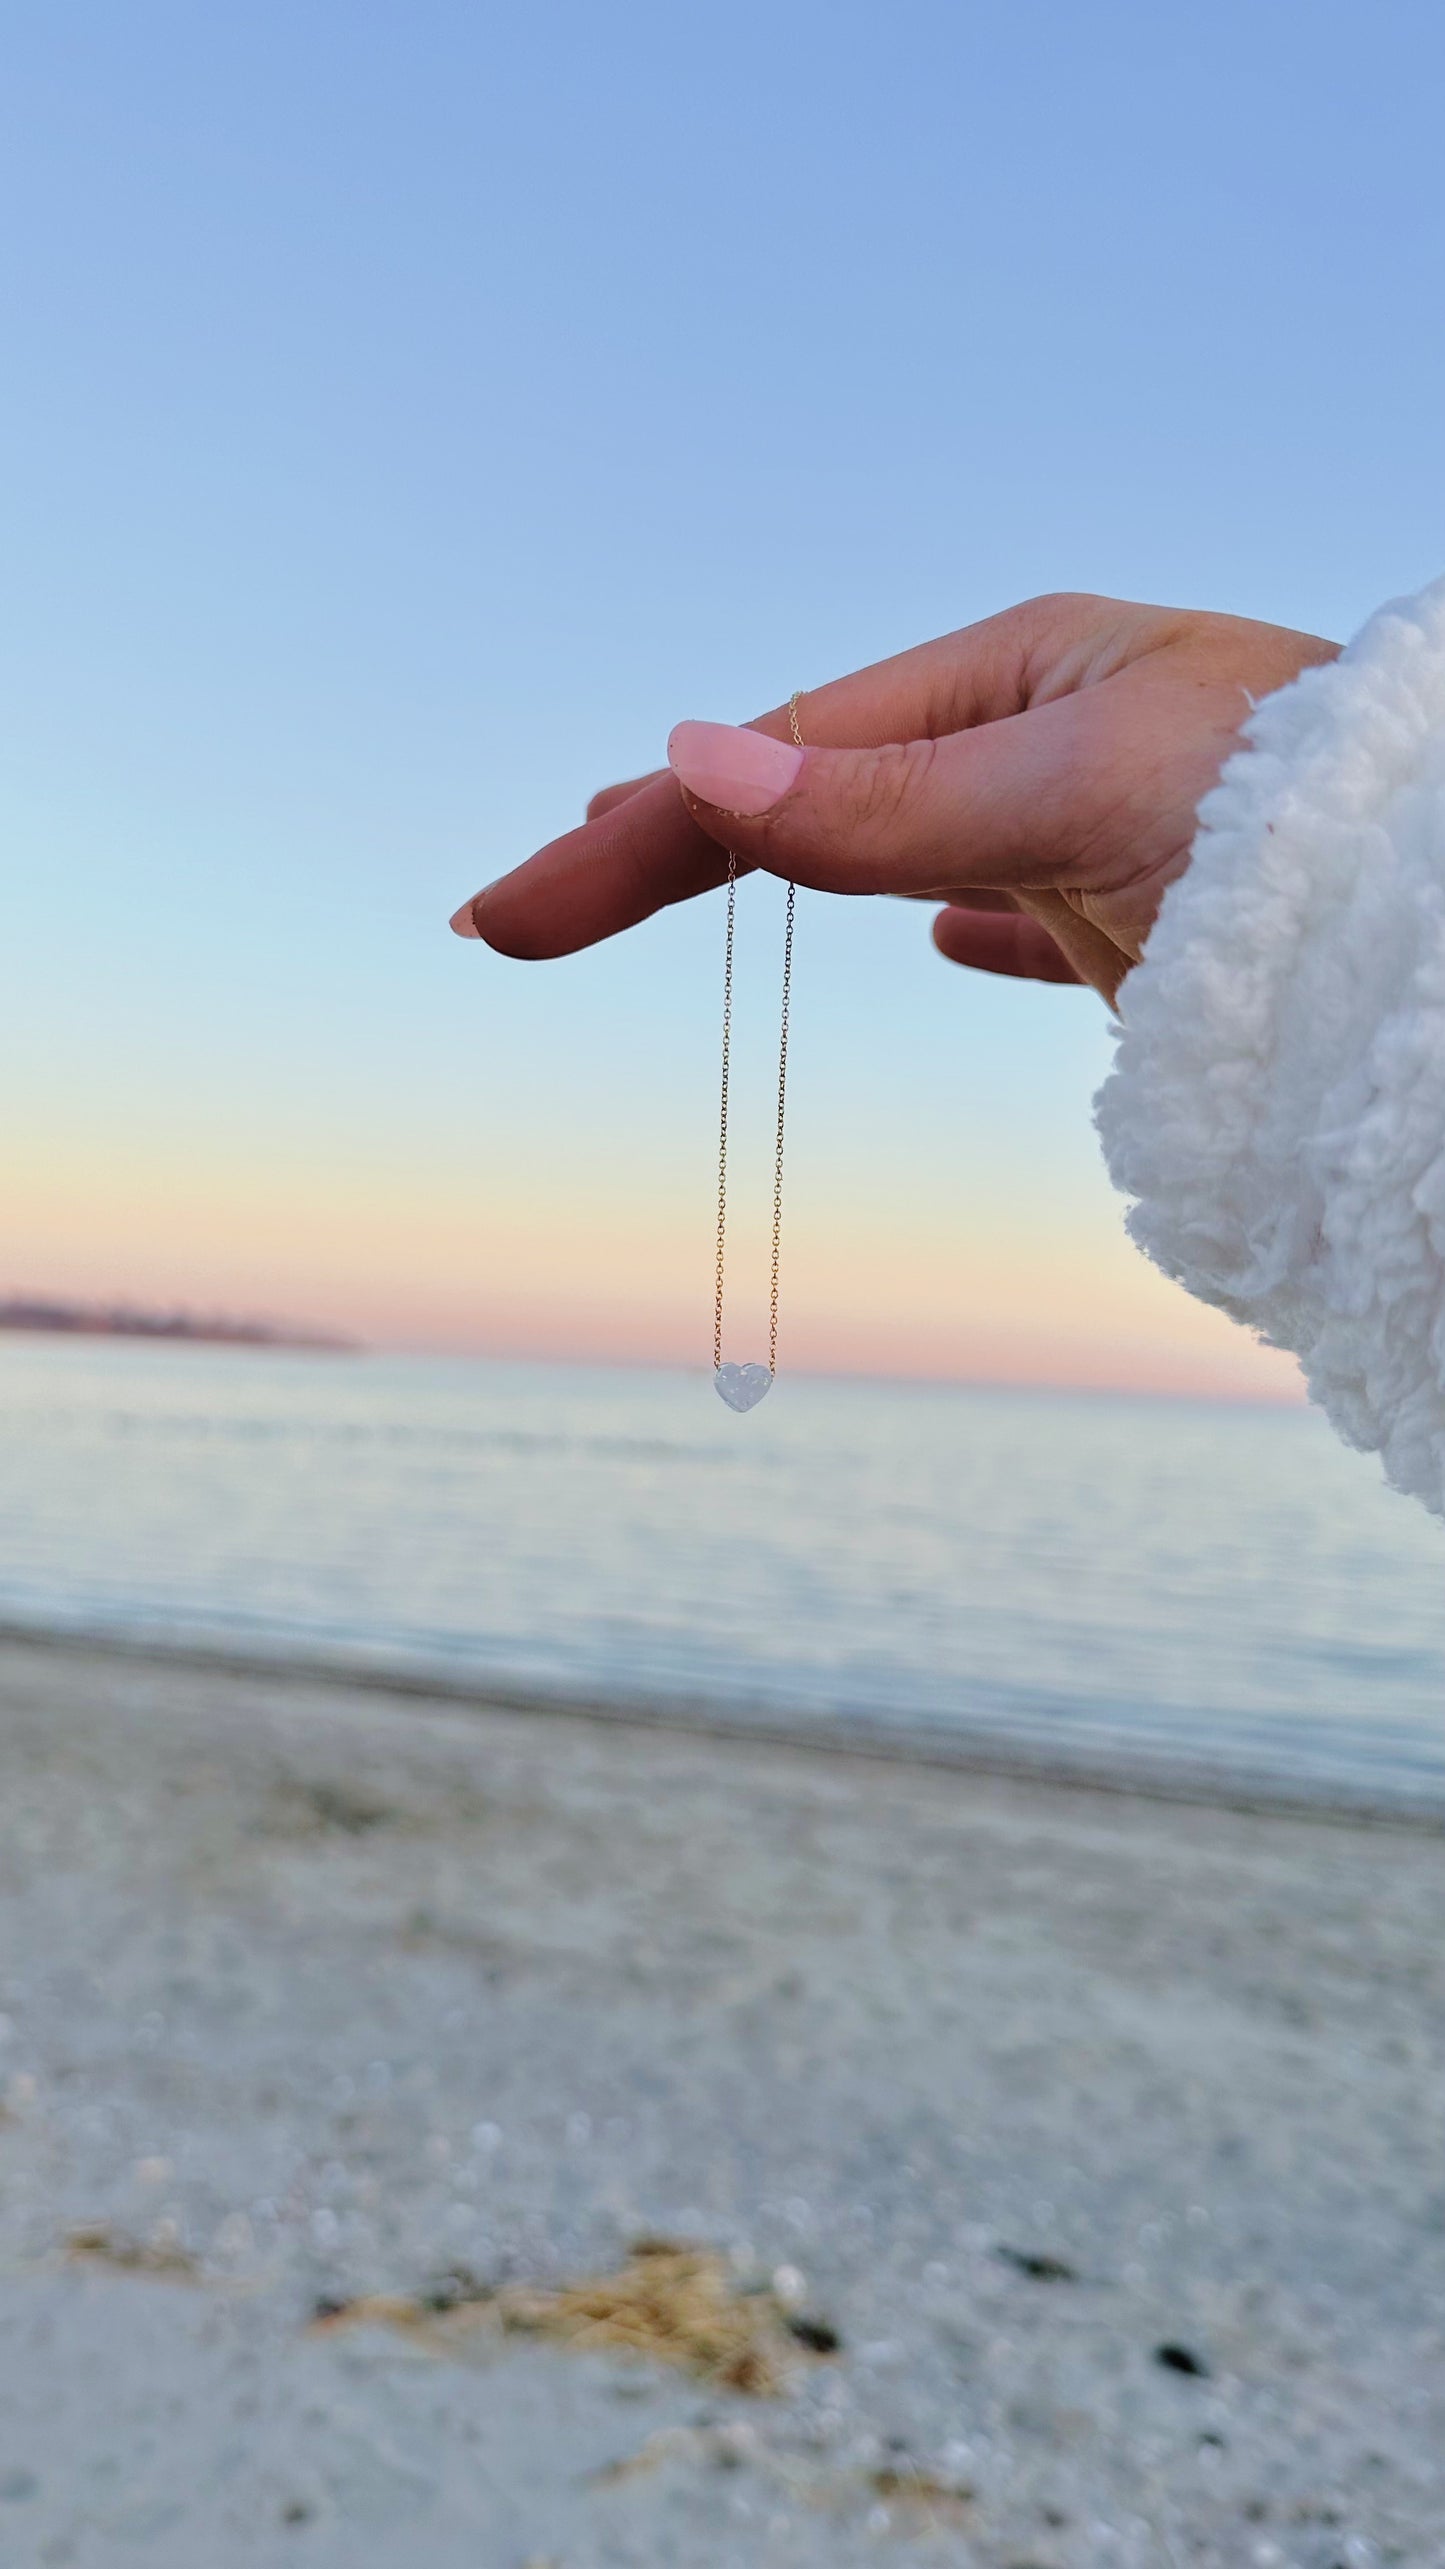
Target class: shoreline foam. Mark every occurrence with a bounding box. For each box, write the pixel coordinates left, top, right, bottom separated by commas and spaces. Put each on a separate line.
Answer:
3, 1614, 1442, 1829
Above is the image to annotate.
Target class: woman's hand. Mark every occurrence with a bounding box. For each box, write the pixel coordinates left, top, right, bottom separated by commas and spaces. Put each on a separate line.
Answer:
453, 594, 1339, 1003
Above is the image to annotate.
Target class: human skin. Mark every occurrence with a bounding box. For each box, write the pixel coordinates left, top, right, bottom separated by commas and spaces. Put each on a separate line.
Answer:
451, 594, 1341, 1004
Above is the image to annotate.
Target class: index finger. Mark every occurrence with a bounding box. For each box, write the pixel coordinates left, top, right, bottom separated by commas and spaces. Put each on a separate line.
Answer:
467, 770, 741, 959
461, 601, 1084, 959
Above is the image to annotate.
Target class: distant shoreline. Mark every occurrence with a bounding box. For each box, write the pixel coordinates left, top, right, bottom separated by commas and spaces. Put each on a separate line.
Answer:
0, 1298, 356, 1352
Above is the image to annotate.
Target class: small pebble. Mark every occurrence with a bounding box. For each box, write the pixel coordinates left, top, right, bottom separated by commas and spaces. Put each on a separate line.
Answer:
997, 2245, 1078, 2282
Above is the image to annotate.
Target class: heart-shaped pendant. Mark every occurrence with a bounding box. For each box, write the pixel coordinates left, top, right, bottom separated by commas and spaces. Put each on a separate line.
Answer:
714, 1361, 773, 1413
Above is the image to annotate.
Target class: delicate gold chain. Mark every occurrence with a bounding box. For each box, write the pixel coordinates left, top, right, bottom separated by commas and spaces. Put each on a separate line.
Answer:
713, 850, 735, 1374
769, 875, 796, 1375
714, 696, 802, 1380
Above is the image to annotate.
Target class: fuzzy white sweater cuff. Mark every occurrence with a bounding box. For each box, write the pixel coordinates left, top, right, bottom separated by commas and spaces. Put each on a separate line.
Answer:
1096, 576, 1445, 1514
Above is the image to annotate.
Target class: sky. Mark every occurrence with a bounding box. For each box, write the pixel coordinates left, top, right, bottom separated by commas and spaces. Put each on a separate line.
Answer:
4, 0, 1444, 1395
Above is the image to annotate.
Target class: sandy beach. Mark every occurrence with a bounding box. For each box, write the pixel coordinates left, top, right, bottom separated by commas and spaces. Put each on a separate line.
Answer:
1, 1633, 1442, 2567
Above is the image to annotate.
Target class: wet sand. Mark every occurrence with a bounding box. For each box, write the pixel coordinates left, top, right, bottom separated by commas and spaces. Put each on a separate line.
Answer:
0, 1634, 1442, 2566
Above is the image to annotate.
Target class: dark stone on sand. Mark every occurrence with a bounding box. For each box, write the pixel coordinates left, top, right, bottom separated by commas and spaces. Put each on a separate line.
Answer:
996, 2246, 1079, 2282
421, 2266, 491, 2312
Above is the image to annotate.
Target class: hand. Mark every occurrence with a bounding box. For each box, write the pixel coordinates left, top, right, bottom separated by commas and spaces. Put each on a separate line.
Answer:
453, 594, 1339, 1003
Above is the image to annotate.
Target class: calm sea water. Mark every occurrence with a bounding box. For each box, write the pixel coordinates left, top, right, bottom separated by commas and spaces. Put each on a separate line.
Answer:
1, 1336, 1442, 1807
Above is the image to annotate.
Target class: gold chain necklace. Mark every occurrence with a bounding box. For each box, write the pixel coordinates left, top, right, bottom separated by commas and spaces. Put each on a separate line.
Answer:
712, 692, 802, 1412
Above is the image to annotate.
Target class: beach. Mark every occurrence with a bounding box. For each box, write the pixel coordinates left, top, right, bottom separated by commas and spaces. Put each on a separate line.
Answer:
1, 1635, 1441, 2565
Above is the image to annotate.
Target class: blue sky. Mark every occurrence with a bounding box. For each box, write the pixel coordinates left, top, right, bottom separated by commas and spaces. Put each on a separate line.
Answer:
4, 0, 1443, 1383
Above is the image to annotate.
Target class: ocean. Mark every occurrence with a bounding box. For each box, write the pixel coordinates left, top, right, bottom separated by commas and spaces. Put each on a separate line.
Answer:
1, 1334, 1442, 1810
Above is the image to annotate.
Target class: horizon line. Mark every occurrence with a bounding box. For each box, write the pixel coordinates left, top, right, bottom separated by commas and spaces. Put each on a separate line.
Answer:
3, 1318, 1306, 1412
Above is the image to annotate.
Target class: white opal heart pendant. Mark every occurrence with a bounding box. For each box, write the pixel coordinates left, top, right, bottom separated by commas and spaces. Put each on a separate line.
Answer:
714, 1361, 773, 1414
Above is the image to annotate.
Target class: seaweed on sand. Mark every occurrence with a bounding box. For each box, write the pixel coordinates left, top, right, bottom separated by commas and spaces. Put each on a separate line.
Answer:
308, 2240, 840, 2397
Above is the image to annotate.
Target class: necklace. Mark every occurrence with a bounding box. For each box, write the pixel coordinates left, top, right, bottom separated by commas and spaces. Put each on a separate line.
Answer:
712, 692, 802, 1412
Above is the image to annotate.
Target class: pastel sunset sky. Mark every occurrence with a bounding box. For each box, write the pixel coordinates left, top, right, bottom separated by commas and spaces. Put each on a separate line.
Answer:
6, 1, 1443, 1395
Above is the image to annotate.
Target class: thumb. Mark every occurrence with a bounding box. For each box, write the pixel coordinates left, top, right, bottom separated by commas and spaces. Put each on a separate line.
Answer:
666, 714, 1056, 896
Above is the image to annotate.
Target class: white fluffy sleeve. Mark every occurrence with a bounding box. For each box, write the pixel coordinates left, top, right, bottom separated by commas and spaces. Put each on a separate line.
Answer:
1095, 575, 1445, 1515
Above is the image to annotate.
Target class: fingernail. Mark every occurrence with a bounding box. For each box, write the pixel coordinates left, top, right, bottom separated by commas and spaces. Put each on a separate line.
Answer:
667, 721, 804, 816
449, 897, 483, 939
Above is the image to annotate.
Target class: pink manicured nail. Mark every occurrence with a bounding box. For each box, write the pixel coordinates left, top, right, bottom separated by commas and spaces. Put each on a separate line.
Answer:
449, 897, 483, 939
667, 721, 804, 816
